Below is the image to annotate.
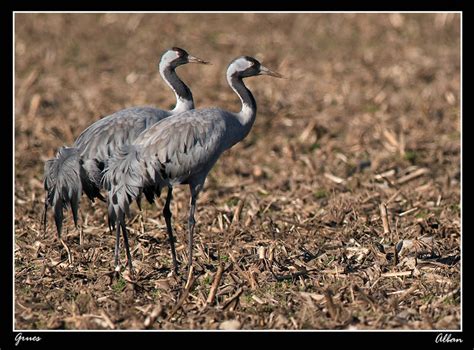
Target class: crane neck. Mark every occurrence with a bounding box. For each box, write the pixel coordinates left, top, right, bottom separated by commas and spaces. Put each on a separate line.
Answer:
227, 74, 257, 127
159, 64, 194, 114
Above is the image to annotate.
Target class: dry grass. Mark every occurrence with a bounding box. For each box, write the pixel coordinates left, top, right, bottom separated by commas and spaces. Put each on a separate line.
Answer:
14, 13, 460, 330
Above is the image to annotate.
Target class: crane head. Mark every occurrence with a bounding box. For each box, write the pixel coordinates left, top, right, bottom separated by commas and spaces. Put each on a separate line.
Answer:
228, 56, 283, 79
160, 47, 210, 69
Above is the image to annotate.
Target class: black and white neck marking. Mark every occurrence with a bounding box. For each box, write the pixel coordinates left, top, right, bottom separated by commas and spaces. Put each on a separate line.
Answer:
159, 50, 194, 114
226, 57, 257, 127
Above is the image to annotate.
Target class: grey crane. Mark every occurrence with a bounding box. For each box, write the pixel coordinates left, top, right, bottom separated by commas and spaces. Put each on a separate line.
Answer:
103, 56, 282, 275
43, 47, 209, 267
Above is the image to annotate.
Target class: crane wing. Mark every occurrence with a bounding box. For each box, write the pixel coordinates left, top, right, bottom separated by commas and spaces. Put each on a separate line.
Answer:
136, 109, 227, 184
74, 106, 170, 162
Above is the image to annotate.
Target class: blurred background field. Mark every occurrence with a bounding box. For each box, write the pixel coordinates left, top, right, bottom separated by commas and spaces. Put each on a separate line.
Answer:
15, 13, 460, 330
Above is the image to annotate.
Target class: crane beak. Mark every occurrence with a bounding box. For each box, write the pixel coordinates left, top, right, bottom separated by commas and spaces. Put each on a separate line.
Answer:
259, 65, 283, 78
187, 55, 211, 65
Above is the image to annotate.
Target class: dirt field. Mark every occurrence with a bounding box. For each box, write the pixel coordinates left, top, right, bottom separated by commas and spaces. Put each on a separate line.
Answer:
14, 13, 461, 330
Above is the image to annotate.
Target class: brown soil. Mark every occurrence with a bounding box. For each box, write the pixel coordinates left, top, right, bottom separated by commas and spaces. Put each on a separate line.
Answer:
15, 13, 460, 330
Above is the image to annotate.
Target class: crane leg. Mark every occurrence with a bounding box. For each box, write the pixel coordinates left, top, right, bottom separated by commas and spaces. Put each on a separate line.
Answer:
114, 222, 121, 272
163, 187, 179, 275
187, 200, 196, 271
135, 196, 145, 235
119, 218, 134, 275
187, 183, 201, 276
79, 226, 84, 247
42, 194, 48, 236
70, 199, 83, 246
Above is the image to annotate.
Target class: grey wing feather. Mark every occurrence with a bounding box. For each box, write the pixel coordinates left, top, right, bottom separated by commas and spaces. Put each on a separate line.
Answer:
74, 107, 170, 157
74, 106, 171, 188
136, 109, 227, 184
102, 144, 148, 227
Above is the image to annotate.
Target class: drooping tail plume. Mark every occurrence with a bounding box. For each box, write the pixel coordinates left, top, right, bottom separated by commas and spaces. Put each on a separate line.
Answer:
43, 145, 107, 237
102, 144, 148, 230
43, 147, 82, 237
